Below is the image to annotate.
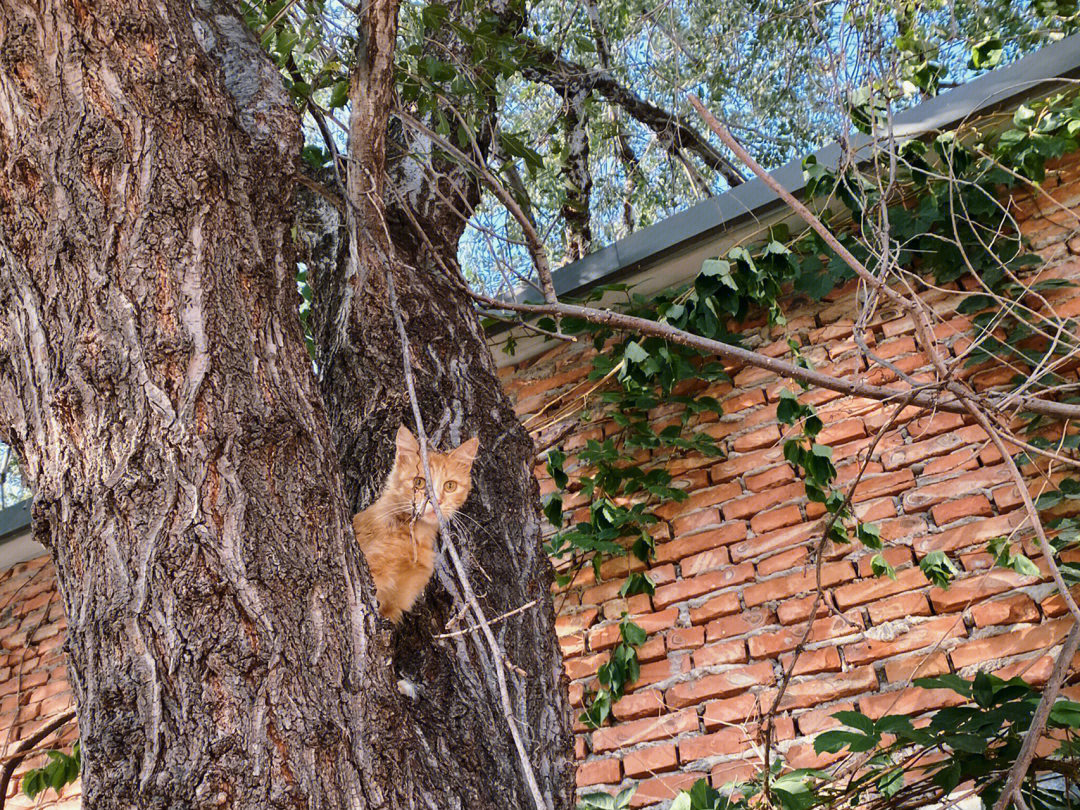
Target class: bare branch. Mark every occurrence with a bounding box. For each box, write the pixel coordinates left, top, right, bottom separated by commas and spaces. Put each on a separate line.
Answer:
522, 46, 745, 187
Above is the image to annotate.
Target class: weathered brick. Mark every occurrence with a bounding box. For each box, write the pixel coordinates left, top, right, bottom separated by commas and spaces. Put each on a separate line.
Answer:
710, 446, 785, 483
867, 591, 932, 625
566, 651, 609, 680
630, 771, 707, 808
883, 650, 950, 683
902, 466, 1010, 513
730, 521, 820, 563
852, 470, 916, 502
834, 566, 930, 610
972, 591, 1036, 630
672, 509, 723, 536
775, 594, 833, 626
746, 465, 795, 492
667, 626, 705, 651
951, 618, 1072, 670
757, 546, 809, 578
844, 615, 965, 666
556, 609, 599, 637
589, 610, 678, 651
778, 646, 841, 676
705, 607, 773, 641
773, 666, 878, 711
731, 425, 782, 453
722, 483, 805, 522
613, 689, 666, 721
623, 744, 679, 778
750, 504, 803, 534
907, 412, 966, 440
701, 693, 758, 730
710, 759, 757, 788
856, 545, 913, 577
680, 546, 732, 576
692, 639, 748, 669
816, 418, 866, 446
859, 685, 967, 719
796, 701, 855, 736
654, 483, 743, 520
679, 727, 752, 762
665, 662, 775, 708
654, 523, 747, 563
743, 562, 855, 607
576, 757, 621, 787
931, 495, 993, 526
924, 449, 981, 477
592, 708, 698, 752
688, 592, 741, 625
928, 569, 1038, 613
915, 512, 1025, 554
654, 565, 754, 609
632, 655, 693, 691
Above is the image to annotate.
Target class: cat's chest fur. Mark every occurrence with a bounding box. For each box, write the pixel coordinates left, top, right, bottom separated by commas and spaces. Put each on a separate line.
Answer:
352, 509, 437, 623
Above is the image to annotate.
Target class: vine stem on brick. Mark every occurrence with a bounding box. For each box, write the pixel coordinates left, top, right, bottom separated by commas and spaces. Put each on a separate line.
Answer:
760, 391, 915, 795
386, 272, 550, 810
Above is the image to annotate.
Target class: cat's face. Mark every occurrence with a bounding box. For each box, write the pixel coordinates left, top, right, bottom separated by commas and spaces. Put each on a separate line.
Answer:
388, 425, 479, 524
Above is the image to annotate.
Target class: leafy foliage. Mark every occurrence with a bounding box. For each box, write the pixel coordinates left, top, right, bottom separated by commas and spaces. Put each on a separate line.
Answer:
22, 742, 80, 801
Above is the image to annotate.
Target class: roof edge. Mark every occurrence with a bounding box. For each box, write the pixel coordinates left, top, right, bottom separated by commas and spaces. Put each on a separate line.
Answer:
515, 33, 1080, 304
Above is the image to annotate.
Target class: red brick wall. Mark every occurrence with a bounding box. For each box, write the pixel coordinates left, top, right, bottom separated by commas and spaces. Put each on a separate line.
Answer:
0, 150, 1078, 809
502, 149, 1080, 806
0, 557, 79, 809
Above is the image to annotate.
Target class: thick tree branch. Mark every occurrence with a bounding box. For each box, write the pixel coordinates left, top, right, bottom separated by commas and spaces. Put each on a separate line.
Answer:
476, 292, 1080, 421
521, 44, 745, 188
559, 82, 593, 260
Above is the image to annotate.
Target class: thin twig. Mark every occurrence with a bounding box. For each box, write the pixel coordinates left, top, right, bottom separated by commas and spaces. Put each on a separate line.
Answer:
434, 600, 539, 639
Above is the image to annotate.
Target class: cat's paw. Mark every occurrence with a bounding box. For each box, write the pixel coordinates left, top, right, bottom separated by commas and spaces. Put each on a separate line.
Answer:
397, 677, 420, 700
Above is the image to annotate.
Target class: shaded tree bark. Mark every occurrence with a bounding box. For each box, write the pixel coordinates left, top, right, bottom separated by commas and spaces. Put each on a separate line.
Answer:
0, 0, 573, 807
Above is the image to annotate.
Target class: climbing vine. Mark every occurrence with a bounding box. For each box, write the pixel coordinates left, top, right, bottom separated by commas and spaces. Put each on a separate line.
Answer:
552, 86, 1080, 808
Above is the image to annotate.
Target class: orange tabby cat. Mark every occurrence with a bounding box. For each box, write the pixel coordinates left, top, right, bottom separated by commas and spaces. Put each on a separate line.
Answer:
352, 425, 479, 623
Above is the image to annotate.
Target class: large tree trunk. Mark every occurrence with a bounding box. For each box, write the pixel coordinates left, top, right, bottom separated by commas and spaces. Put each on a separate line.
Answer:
0, 0, 572, 807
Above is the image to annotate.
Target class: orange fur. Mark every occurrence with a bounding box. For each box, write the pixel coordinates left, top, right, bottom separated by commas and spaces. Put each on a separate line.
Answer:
352, 425, 479, 623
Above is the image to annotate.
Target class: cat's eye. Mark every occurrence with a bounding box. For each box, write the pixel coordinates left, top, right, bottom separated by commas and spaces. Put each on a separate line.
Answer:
413, 477, 425, 490
444, 481, 457, 492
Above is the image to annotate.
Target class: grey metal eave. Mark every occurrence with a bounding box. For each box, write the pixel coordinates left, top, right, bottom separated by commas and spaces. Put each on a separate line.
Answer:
0, 499, 30, 543
0, 498, 45, 571
524, 32, 1080, 304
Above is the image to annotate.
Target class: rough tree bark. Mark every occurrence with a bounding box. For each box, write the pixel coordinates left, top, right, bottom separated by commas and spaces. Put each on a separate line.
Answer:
0, 0, 573, 807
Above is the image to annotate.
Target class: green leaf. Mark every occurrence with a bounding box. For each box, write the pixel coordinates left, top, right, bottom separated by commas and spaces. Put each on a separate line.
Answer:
623, 341, 649, 365
832, 710, 874, 734
620, 619, 647, 647
328, 79, 349, 109
968, 37, 1003, 70
543, 495, 563, 529
870, 553, 897, 580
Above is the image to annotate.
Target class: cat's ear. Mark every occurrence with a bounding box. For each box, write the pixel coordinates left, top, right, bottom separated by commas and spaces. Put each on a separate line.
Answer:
396, 425, 419, 457
451, 437, 479, 468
